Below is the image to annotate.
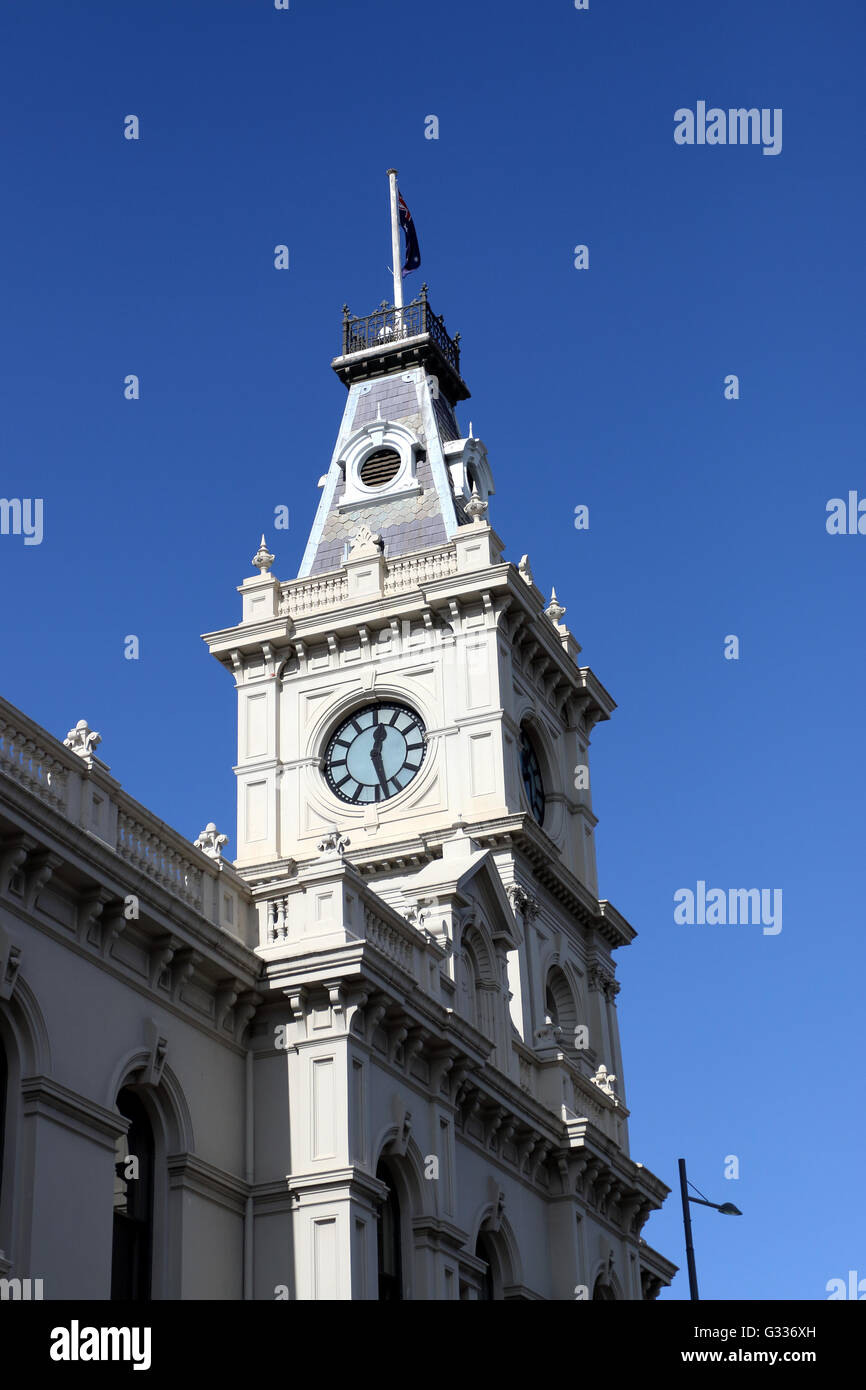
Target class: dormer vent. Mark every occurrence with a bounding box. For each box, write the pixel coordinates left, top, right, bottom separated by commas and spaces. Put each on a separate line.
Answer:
359, 448, 401, 488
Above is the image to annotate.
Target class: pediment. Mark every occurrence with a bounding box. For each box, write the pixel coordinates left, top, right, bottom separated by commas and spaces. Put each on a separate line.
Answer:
410, 831, 518, 947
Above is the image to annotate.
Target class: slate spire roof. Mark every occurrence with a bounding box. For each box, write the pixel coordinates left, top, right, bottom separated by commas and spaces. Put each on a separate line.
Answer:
297, 290, 489, 580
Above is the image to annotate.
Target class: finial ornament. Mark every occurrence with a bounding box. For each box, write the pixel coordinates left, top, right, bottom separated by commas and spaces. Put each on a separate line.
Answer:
348, 525, 383, 558
545, 587, 567, 623
508, 884, 540, 920
317, 831, 351, 858
465, 482, 488, 525
194, 823, 229, 859
252, 534, 275, 574
591, 1064, 619, 1103
63, 719, 102, 767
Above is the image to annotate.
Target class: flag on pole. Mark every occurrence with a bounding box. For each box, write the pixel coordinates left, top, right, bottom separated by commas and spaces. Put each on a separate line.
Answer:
398, 192, 421, 277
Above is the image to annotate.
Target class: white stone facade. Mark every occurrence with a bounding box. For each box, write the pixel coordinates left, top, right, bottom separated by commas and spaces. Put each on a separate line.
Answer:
0, 314, 675, 1301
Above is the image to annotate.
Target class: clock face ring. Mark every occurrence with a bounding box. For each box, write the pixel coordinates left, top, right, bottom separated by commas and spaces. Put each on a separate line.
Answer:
324, 702, 427, 805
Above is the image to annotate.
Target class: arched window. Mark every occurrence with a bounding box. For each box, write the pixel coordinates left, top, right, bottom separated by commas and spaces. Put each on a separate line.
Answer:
544, 967, 577, 1041
475, 1231, 498, 1301
462, 945, 480, 1027
376, 1160, 402, 1301
544, 985, 559, 1028
111, 1089, 154, 1301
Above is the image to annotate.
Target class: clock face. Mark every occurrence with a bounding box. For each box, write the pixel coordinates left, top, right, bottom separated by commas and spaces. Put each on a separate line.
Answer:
324, 703, 427, 805
519, 727, 545, 825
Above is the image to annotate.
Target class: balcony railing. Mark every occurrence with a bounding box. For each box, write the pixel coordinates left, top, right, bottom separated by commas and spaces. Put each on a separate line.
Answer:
340, 284, 461, 377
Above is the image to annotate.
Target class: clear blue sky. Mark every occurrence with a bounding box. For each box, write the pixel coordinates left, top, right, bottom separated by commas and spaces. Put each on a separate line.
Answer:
2, 0, 863, 1300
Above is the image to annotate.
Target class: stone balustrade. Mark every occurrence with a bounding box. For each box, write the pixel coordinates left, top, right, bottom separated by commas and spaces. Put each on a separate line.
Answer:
364, 906, 417, 977
279, 544, 458, 618
280, 572, 349, 617
382, 546, 457, 594
116, 811, 203, 911
0, 715, 70, 812
0, 696, 254, 942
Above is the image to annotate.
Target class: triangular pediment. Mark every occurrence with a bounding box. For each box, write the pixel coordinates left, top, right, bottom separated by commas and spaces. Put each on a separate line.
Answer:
409, 830, 518, 948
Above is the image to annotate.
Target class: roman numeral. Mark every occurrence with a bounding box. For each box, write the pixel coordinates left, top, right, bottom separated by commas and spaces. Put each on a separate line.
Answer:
403, 763, 420, 775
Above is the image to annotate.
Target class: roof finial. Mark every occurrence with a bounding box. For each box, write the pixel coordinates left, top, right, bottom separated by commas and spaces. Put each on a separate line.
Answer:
465, 481, 488, 525
252, 534, 275, 574
469, 420, 474, 438
545, 587, 567, 623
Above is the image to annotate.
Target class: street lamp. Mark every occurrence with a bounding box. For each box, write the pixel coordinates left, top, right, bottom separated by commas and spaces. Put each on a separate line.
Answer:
678, 1157, 742, 1300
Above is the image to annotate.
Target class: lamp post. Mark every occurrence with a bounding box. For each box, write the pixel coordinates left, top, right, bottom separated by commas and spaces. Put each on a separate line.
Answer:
678, 1158, 742, 1300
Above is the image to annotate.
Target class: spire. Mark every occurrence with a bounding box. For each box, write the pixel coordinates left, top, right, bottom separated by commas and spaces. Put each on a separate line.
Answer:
298, 181, 481, 579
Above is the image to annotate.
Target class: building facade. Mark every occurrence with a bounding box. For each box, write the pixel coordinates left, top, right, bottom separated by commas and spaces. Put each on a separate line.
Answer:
0, 286, 675, 1300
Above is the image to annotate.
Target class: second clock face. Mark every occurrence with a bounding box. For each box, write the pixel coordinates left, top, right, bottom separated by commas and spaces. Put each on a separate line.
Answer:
324, 703, 427, 805
519, 726, 545, 825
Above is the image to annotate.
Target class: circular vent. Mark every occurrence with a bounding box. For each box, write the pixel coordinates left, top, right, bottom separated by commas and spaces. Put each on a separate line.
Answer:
359, 448, 401, 488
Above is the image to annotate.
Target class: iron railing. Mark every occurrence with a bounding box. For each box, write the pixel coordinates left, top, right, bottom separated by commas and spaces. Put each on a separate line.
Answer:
340, 283, 461, 376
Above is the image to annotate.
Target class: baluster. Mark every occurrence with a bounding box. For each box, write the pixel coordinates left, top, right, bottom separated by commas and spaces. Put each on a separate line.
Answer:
190, 865, 203, 910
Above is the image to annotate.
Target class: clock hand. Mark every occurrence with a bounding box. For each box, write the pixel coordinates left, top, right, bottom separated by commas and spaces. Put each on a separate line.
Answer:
370, 745, 390, 793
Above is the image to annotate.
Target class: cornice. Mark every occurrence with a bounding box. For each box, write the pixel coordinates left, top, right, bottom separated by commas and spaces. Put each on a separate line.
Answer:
0, 792, 260, 981
20, 1075, 127, 1149
166, 1153, 249, 1214
439, 815, 636, 948
0, 892, 262, 1056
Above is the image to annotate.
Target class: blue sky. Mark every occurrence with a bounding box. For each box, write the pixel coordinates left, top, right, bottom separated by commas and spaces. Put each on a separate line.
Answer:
2, 0, 864, 1300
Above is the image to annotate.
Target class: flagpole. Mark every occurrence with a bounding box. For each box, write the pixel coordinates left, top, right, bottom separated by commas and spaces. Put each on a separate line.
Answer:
387, 169, 403, 313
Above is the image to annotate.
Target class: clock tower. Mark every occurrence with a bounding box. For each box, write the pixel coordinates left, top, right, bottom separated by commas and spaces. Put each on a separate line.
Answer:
202, 270, 674, 1300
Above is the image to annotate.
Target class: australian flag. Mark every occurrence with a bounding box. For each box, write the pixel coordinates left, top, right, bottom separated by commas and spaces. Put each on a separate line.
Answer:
398, 191, 421, 278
